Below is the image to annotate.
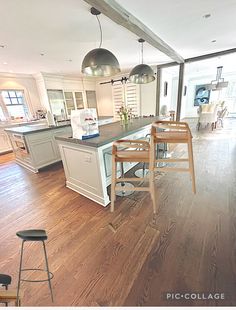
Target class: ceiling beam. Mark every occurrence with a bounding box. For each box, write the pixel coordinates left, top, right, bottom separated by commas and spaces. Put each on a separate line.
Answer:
156, 62, 178, 69
83, 0, 184, 63
185, 47, 236, 63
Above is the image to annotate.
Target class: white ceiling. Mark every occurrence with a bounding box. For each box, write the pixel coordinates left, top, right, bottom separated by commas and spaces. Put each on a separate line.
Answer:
0, 0, 236, 75
117, 0, 236, 58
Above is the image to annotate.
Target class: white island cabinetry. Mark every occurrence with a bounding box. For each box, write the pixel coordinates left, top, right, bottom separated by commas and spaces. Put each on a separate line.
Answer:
55, 117, 160, 207
0, 128, 12, 154
5, 125, 72, 172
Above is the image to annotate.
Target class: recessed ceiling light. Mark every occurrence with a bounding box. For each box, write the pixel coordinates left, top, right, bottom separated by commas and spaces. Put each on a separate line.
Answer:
40, 53, 45, 56
211, 39, 216, 43
3, 62, 8, 65
203, 13, 211, 18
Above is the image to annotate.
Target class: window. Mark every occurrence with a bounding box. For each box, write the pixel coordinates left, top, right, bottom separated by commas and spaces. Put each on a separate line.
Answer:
1, 90, 29, 119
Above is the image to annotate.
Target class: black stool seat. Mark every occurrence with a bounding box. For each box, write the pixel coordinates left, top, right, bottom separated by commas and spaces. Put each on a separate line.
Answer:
0, 274, 12, 287
16, 229, 47, 241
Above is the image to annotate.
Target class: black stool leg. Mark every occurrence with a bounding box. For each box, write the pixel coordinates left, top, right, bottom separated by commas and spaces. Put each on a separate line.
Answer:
4, 283, 8, 307
42, 241, 53, 302
17, 240, 25, 306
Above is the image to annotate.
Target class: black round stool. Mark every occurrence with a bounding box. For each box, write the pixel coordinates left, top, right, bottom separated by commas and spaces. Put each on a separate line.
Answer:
16, 229, 53, 304
0, 274, 12, 306
0, 274, 12, 290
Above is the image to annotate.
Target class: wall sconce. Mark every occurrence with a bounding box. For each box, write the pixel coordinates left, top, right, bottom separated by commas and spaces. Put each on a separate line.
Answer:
184, 85, 187, 96
164, 81, 168, 96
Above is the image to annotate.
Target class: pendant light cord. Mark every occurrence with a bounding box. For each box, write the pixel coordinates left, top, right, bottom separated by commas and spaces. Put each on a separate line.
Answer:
96, 15, 103, 48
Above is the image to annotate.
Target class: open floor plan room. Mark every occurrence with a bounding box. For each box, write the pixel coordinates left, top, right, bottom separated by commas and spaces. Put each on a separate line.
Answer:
0, 118, 235, 306
1, 0, 236, 307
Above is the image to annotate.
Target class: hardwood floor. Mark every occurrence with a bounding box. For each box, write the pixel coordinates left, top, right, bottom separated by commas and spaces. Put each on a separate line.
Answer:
0, 118, 236, 306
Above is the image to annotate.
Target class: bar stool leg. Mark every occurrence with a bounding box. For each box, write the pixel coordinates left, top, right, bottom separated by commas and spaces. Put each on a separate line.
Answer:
110, 155, 117, 212
149, 138, 157, 214
149, 170, 157, 214
17, 240, 25, 306
187, 139, 196, 194
42, 241, 53, 302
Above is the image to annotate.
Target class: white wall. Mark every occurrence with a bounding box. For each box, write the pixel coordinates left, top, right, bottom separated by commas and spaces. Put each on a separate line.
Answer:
140, 81, 156, 116
34, 73, 49, 111
42, 73, 96, 92
34, 73, 97, 113
96, 70, 158, 117
96, 79, 113, 116
0, 72, 42, 117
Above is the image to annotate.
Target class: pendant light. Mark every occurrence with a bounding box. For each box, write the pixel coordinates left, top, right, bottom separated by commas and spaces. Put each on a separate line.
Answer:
205, 66, 229, 91
81, 7, 121, 77
129, 38, 155, 84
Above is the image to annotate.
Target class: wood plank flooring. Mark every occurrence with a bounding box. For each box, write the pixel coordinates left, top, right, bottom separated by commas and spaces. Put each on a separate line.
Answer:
0, 118, 236, 306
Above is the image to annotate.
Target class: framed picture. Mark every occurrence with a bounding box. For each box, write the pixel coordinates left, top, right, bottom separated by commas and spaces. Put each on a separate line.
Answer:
194, 84, 211, 106
164, 81, 168, 96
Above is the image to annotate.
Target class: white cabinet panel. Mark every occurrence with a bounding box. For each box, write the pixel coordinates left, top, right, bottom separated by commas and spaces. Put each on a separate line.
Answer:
0, 129, 12, 154
7, 126, 72, 172
30, 139, 57, 166
52, 127, 72, 159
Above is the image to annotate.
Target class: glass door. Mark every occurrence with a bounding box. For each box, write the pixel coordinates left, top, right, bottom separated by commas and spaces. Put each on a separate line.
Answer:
75, 92, 84, 109
64, 91, 76, 116
86, 90, 97, 109
47, 90, 66, 118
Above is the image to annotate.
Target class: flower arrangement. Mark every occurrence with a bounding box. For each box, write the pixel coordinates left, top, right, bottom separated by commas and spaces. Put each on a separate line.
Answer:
118, 104, 133, 124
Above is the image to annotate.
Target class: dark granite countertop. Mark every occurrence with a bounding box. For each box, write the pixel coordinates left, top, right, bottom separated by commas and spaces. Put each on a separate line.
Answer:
4, 116, 114, 135
5, 122, 71, 135
55, 116, 161, 148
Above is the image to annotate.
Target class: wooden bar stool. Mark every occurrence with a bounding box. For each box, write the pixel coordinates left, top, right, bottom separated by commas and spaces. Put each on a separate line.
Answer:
110, 139, 157, 213
0, 290, 21, 306
150, 120, 196, 194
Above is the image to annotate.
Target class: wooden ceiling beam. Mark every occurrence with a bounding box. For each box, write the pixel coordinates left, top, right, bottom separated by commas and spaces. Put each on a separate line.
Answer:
185, 47, 236, 63
83, 0, 184, 63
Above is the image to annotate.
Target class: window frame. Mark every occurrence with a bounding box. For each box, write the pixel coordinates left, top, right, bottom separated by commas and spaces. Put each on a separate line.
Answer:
0, 89, 29, 119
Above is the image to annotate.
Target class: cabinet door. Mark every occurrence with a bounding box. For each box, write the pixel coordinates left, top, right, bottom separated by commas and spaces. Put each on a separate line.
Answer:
86, 91, 97, 109
0, 131, 12, 153
30, 139, 57, 166
64, 92, 76, 116
75, 92, 84, 109
52, 127, 72, 159
47, 90, 66, 117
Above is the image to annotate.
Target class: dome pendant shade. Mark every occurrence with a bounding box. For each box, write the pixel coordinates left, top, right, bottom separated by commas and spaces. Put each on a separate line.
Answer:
82, 48, 121, 77
129, 64, 155, 84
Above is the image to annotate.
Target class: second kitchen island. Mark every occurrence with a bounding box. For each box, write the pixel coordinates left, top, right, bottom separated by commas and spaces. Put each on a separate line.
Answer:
55, 117, 161, 207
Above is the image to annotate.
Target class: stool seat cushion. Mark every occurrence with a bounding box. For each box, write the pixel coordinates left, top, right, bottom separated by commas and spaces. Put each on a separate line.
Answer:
155, 131, 189, 142
16, 229, 47, 241
116, 150, 149, 161
0, 289, 19, 300
0, 274, 11, 286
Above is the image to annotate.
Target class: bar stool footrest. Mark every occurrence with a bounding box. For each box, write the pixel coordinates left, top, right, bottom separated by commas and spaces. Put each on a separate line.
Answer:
20, 268, 54, 283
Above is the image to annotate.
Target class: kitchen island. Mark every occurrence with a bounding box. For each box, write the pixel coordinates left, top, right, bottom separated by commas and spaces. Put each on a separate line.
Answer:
0, 119, 47, 155
55, 116, 160, 207
5, 122, 72, 172
5, 117, 113, 173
